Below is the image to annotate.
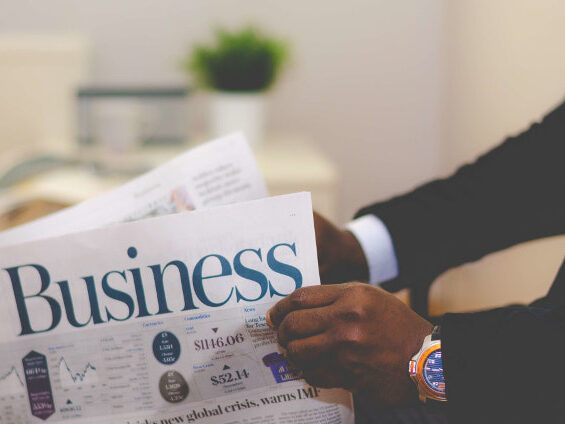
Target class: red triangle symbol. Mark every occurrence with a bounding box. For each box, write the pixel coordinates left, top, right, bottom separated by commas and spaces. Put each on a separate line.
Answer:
212, 328, 218, 333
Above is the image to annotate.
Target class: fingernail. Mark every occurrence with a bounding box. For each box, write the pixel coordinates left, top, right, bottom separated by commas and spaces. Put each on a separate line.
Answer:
266, 309, 274, 329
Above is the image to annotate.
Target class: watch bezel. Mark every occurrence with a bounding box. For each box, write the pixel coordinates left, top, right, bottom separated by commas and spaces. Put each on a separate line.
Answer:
410, 342, 446, 402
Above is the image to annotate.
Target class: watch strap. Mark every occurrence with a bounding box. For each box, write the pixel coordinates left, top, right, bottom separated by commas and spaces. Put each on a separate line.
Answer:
431, 325, 441, 341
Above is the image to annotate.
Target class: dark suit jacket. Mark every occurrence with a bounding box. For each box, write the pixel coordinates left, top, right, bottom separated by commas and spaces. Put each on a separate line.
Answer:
355, 100, 565, 423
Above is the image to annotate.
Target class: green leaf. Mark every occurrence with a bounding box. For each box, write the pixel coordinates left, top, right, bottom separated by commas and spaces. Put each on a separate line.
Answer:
184, 26, 289, 92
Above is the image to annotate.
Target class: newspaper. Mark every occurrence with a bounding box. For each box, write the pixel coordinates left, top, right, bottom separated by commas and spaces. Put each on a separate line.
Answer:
0, 133, 267, 247
0, 193, 354, 424
0, 137, 354, 423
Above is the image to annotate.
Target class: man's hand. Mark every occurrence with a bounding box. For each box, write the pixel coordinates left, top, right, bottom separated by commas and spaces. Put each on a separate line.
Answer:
314, 212, 368, 284
267, 283, 433, 406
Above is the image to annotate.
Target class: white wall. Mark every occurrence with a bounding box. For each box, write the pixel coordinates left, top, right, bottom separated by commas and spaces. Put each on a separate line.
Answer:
4, 0, 565, 313
3, 0, 565, 313
430, 0, 565, 313
0, 0, 447, 223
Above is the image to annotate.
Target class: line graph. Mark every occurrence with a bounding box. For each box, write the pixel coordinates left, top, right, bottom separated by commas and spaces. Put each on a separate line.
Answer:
58, 357, 98, 388
0, 366, 25, 394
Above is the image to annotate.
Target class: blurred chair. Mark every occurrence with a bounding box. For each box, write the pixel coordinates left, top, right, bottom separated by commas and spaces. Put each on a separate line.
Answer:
0, 199, 68, 231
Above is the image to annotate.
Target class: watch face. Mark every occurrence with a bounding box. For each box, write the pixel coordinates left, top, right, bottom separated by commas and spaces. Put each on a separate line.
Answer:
423, 349, 445, 394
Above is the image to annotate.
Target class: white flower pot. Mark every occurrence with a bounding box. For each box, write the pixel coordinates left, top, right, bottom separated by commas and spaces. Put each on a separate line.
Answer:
210, 92, 265, 149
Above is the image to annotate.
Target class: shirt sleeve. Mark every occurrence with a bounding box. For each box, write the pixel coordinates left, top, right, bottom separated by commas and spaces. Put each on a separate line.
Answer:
346, 214, 399, 286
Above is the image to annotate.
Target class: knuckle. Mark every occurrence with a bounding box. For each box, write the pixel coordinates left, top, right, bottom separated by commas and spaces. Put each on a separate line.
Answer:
346, 326, 365, 344
289, 288, 308, 309
349, 283, 371, 298
335, 325, 365, 346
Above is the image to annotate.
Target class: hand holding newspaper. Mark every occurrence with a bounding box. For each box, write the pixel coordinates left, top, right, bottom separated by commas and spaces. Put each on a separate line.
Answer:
0, 135, 354, 424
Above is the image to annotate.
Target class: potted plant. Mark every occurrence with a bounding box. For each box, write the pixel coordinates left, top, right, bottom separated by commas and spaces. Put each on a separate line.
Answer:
185, 26, 288, 149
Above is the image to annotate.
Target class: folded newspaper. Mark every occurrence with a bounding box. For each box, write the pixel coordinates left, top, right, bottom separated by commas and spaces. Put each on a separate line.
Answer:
0, 134, 354, 424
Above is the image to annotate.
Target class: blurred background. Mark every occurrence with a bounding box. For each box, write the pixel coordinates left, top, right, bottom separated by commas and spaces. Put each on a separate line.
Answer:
1, 0, 565, 315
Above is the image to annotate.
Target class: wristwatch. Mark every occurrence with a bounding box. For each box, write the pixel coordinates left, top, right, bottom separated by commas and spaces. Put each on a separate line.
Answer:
408, 325, 447, 405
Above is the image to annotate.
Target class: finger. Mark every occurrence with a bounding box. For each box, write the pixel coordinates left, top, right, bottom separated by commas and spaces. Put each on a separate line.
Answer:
302, 365, 342, 388
267, 285, 341, 328
301, 363, 357, 389
277, 307, 332, 347
285, 332, 335, 368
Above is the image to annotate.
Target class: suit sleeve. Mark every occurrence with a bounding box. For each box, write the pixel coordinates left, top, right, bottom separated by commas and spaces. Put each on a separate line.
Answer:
356, 100, 565, 292
442, 303, 565, 422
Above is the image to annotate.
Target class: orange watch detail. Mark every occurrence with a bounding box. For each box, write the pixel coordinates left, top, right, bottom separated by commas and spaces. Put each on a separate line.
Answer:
409, 329, 447, 404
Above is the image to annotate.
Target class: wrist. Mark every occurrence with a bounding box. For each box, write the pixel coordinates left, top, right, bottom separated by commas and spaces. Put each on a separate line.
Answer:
404, 321, 433, 398
409, 324, 447, 405
407, 321, 434, 360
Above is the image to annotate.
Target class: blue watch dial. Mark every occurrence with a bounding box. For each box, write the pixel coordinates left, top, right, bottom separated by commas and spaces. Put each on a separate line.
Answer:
423, 349, 445, 394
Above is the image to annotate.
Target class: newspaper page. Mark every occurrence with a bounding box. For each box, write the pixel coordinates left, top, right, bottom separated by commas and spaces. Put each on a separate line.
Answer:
0, 193, 354, 424
0, 133, 267, 247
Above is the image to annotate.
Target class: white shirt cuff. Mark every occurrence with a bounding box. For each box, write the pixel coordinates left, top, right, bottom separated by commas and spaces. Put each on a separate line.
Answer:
346, 215, 399, 286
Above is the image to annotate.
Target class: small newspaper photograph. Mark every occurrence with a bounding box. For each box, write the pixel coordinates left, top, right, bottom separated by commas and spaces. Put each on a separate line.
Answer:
0, 137, 355, 424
